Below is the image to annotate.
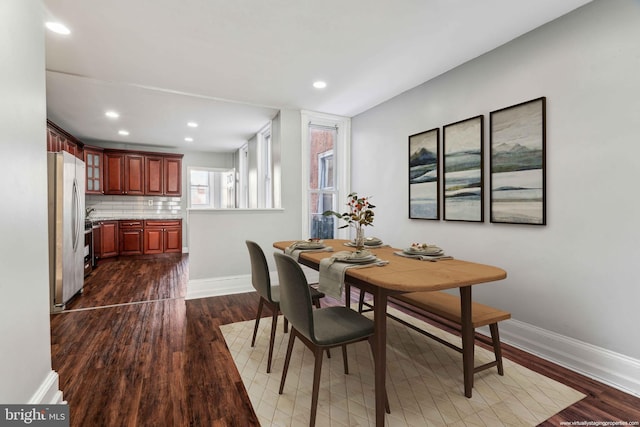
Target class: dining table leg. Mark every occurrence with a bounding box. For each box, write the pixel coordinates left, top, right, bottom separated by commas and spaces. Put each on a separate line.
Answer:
373, 287, 388, 426
460, 286, 474, 398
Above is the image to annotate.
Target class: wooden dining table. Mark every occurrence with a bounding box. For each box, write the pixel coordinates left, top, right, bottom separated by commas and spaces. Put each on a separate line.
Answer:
273, 239, 507, 427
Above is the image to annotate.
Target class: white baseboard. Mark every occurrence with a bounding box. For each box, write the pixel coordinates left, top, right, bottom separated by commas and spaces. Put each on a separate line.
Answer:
29, 371, 64, 404
185, 274, 254, 300
489, 319, 640, 398
185, 269, 319, 300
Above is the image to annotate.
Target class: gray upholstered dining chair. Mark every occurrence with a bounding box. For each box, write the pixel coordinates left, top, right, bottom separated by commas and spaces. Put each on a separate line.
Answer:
245, 240, 325, 373
273, 252, 390, 427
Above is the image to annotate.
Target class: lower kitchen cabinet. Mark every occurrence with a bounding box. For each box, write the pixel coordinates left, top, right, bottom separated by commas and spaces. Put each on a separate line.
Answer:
144, 220, 182, 254
96, 221, 119, 259
119, 220, 144, 255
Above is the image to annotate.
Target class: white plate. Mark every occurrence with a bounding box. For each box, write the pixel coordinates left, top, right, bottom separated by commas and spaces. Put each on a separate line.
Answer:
345, 241, 384, 248
336, 255, 377, 263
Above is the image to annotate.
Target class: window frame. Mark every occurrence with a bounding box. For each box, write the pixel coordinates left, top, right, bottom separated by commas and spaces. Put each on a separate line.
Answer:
187, 166, 237, 209
301, 111, 351, 239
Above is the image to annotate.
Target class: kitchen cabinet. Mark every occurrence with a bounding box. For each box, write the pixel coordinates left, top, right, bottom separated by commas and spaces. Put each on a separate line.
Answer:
104, 152, 145, 195
125, 154, 145, 195
119, 220, 144, 255
104, 150, 182, 196
96, 220, 119, 259
164, 156, 182, 196
103, 152, 124, 194
47, 120, 84, 160
145, 155, 164, 195
145, 155, 182, 196
144, 220, 182, 254
84, 146, 103, 194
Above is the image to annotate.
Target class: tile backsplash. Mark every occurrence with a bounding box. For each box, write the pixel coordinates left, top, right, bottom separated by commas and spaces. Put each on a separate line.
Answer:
86, 195, 182, 220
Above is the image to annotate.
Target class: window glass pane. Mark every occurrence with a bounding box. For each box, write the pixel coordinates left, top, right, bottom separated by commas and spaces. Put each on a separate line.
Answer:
309, 192, 334, 239
190, 186, 209, 205
309, 127, 335, 190
190, 170, 209, 186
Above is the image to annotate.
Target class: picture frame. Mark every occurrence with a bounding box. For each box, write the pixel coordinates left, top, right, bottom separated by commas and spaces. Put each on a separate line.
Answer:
409, 128, 439, 220
443, 115, 484, 222
490, 97, 546, 225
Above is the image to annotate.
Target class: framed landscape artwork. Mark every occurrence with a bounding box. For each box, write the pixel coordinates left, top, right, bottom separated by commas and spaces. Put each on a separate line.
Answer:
443, 115, 484, 222
409, 128, 439, 220
490, 97, 546, 225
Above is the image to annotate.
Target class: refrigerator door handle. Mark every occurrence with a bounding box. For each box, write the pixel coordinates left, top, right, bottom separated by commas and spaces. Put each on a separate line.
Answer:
72, 177, 79, 252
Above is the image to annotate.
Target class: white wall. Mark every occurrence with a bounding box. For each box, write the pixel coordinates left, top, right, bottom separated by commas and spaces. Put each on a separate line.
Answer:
352, 0, 640, 379
0, 0, 62, 403
187, 110, 303, 286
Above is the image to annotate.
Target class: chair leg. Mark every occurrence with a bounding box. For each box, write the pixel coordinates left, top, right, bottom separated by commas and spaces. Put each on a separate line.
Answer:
310, 347, 325, 427
279, 331, 296, 394
358, 290, 366, 313
251, 298, 265, 347
266, 308, 278, 373
283, 317, 289, 333
489, 323, 505, 376
342, 345, 349, 374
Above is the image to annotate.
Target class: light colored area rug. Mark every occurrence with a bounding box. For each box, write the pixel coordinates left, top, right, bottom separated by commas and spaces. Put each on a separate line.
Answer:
220, 308, 585, 426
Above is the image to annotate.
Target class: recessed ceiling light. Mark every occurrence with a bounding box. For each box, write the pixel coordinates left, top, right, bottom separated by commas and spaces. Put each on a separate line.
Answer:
118, 130, 129, 136
105, 111, 119, 119
313, 81, 327, 89
184, 137, 194, 142
45, 22, 71, 35
187, 122, 198, 128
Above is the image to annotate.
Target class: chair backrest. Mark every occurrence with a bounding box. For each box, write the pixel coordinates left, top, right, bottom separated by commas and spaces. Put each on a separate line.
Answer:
245, 240, 273, 301
273, 252, 315, 341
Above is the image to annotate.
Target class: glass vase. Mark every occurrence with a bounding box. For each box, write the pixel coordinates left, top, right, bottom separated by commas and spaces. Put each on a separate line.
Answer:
354, 226, 365, 251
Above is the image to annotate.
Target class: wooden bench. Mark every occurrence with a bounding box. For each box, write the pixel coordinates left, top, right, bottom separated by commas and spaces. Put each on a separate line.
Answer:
359, 290, 511, 390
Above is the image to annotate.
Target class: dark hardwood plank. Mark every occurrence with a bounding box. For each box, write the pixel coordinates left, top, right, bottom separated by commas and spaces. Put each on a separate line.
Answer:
50, 256, 640, 427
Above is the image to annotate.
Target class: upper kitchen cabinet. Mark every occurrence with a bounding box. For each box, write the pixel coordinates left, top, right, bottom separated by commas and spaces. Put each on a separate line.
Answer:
104, 149, 183, 196
84, 146, 103, 194
164, 156, 182, 196
125, 153, 145, 195
103, 151, 145, 195
46, 120, 84, 160
145, 155, 164, 195
145, 155, 183, 196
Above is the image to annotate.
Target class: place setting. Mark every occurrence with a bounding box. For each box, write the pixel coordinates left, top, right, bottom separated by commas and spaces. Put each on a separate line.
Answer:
394, 242, 453, 261
344, 236, 387, 249
284, 238, 333, 260
318, 249, 389, 299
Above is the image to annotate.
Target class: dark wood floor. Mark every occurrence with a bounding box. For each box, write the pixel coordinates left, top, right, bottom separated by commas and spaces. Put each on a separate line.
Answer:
50, 256, 640, 426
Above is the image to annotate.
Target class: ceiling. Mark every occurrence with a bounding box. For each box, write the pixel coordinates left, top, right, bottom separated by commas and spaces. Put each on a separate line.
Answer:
44, 0, 592, 152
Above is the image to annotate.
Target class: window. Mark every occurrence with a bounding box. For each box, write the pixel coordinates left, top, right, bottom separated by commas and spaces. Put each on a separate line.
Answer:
301, 111, 350, 239
188, 167, 236, 209
260, 126, 273, 209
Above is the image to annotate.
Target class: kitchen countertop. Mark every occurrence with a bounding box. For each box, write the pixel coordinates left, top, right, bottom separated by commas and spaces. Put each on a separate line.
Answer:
87, 216, 183, 223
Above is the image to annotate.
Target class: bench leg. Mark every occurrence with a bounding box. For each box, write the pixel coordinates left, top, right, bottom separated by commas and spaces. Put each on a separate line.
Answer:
489, 323, 505, 376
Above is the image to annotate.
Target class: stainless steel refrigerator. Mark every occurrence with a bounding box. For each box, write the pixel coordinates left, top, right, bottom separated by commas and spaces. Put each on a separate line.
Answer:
48, 151, 85, 312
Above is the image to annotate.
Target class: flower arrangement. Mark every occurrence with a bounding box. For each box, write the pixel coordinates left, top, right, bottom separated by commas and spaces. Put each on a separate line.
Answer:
323, 192, 375, 249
